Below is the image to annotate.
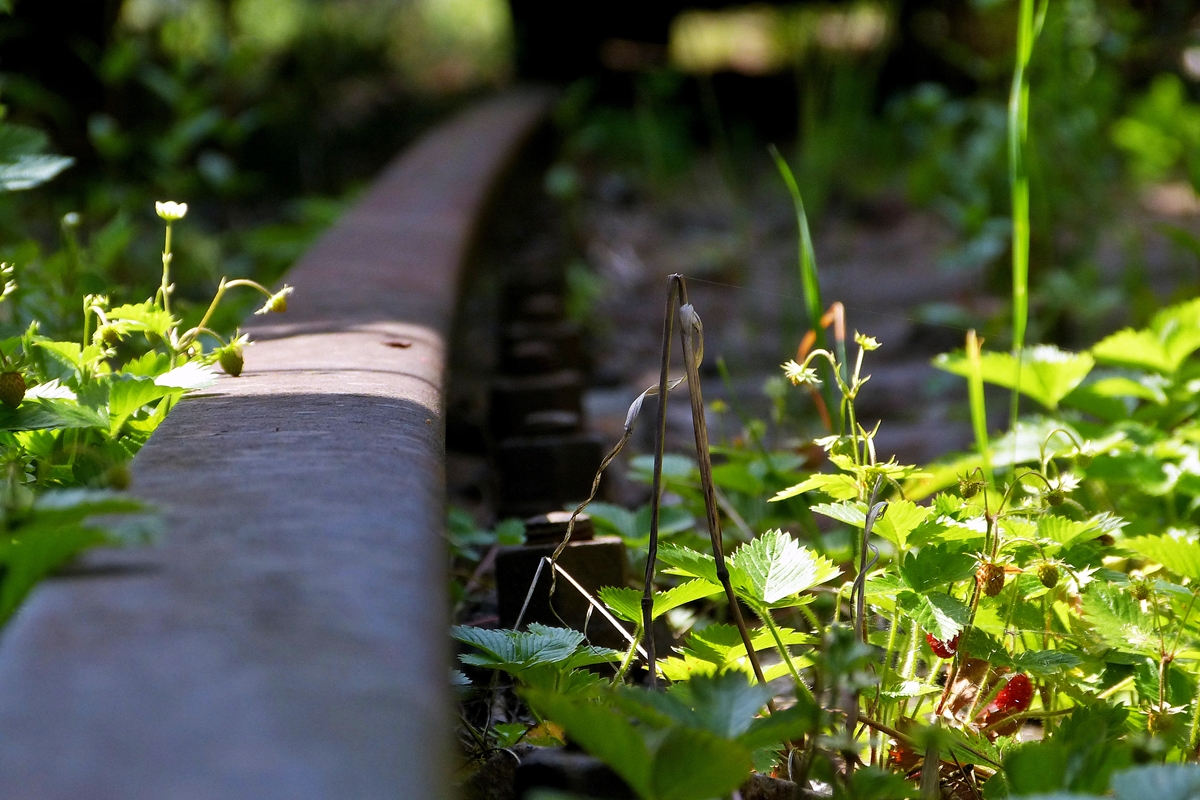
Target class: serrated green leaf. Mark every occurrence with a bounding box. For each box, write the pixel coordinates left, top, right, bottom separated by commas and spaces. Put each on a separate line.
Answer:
0, 399, 107, 432
664, 671, 771, 738
0, 154, 73, 190
680, 623, 813, 669
600, 579, 723, 624
812, 499, 929, 551
1081, 584, 1158, 656
897, 590, 970, 640
1010, 650, 1081, 676
451, 624, 585, 672
873, 500, 930, 551
1093, 298, 1200, 375
1123, 534, 1200, 582
899, 545, 976, 592
811, 500, 864, 526
736, 698, 816, 750
771, 472, 859, 502
651, 727, 752, 800
934, 345, 1094, 409
524, 690, 653, 799
658, 544, 720, 585
108, 301, 179, 340
107, 377, 179, 436
0, 523, 106, 623
729, 529, 841, 606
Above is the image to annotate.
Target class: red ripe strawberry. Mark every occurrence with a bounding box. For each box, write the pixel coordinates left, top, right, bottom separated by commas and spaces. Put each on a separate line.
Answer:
926, 632, 960, 658
992, 674, 1033, 714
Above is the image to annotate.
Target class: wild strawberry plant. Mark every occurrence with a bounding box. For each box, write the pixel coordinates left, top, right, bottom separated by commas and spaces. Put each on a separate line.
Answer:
0, 195, 292, 625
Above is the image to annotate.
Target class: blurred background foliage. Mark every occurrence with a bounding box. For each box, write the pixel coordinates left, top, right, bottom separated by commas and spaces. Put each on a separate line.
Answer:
0, 0, 514, 339
0, 0, 1199, 347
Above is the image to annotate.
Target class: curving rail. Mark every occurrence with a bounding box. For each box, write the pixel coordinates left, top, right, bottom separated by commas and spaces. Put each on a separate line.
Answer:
0, 88, 553, 800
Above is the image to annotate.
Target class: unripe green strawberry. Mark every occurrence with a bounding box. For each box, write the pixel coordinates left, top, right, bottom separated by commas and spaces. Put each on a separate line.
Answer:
218, 345, 244, 377
959, 477, 983, 499
977, 561, 1006, 597
1036, 562, 1059, 589
1047, 489, 1065, 506
1075, 450, 1093, 468
1130, 581, 1152, 602
105, 462, 130, 490
0, 371, 26, 409
96, 324, 120, 347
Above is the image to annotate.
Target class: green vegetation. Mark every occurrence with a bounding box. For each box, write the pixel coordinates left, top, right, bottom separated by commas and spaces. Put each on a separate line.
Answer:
453, 3, 1200, 797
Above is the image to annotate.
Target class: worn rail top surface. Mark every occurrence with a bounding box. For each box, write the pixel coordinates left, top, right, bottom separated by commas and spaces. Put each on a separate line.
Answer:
0, 88, 552, 800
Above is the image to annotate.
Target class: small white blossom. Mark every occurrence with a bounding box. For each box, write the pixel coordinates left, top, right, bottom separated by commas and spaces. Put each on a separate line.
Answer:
854, 331, 881, 351
782, 359, 821, 386
155, 201, 188, 221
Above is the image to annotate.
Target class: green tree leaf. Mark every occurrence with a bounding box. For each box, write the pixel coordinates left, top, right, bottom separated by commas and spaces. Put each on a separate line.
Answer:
0, 523, 106, 623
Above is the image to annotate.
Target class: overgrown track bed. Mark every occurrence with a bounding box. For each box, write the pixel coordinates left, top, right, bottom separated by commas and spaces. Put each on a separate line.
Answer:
0, 89, 552, 800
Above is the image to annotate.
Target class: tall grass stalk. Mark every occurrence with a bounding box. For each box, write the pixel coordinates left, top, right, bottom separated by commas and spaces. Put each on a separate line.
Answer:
770, 144, 837, 419
1007, 0, 1048, 433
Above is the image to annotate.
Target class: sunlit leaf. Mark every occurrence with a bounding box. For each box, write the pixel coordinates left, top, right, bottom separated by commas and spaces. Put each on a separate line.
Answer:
897, 590, 970, 641
729, 529, 841, 606
0, 154, 73, 191
599, 579, 722, 624
935, 345, 1094, 409
1123, 534, 1200, 582
771, 472, 858, 502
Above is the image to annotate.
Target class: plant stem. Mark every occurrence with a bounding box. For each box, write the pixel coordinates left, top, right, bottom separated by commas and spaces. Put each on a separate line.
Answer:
613, 625, 643, 685
762, 609, 814, 703
159, 222, 173, 314
642, 277, 680, 689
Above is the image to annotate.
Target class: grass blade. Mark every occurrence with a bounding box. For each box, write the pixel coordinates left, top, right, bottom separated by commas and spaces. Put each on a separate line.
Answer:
966, 330, 993, 485
770, 144, 838, 424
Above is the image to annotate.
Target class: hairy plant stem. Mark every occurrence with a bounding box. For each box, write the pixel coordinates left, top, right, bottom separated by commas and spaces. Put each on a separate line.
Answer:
612, 626, 643, 686
158, 221, 174, 315
761, 610, 815, 704
180, 278, 275, 348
